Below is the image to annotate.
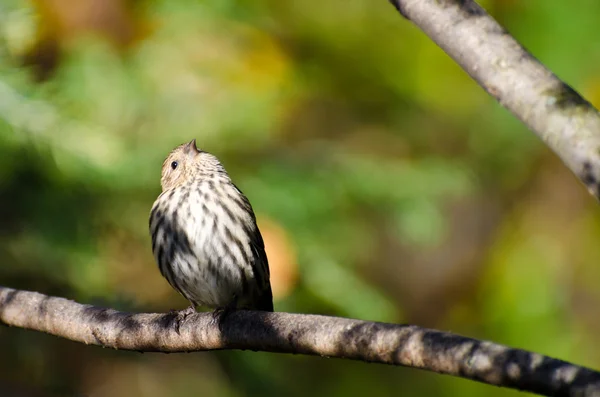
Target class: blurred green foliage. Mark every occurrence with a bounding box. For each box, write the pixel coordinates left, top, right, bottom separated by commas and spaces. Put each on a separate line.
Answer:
1, 0, 600, 396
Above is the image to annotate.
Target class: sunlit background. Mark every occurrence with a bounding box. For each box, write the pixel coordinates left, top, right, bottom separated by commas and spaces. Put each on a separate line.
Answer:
1, 0, 600, 396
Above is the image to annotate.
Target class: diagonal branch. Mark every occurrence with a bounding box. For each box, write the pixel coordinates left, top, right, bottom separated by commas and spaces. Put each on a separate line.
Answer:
388, 0, 600, 201
1, 286, 599, 396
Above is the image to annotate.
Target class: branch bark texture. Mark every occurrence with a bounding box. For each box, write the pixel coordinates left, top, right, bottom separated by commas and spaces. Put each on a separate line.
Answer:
1, 286, 599, 397
388, 0, 600, 200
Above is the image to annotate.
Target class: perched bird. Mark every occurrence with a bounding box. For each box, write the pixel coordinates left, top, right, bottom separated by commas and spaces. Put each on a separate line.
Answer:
149, 140, 273, 316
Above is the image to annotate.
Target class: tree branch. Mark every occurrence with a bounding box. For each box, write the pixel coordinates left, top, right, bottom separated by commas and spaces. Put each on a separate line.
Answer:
388, 0, 600, 201
1, 286, 599, 396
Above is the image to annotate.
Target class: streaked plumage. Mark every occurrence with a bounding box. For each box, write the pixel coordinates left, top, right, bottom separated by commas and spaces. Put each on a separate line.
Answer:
149, 140, 273, 312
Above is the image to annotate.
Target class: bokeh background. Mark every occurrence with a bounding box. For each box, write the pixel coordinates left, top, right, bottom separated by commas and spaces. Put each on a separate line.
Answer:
1, 0, 600, 396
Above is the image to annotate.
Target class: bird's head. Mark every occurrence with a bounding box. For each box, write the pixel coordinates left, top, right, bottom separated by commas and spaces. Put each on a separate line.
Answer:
160, 139, 224, 191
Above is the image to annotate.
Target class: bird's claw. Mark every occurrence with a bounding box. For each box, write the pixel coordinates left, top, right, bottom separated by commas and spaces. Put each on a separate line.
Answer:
210, 307, 227, 326
171, 305, 196, 334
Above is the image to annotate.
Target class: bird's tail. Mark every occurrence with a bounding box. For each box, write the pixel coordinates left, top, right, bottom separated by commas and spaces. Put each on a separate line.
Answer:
254, 285, 274, 312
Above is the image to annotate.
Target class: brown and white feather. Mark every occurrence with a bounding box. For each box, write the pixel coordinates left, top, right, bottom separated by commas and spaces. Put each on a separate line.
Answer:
149, 140, 273, 311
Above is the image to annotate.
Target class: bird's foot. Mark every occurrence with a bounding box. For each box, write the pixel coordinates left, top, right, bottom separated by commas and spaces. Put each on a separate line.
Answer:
209, 307, 228, 326
170, 305, 196, 334
210, 297, 238, 326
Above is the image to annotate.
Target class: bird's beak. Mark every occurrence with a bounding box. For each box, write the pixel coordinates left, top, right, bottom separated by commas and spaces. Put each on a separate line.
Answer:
185, 139, 200, 154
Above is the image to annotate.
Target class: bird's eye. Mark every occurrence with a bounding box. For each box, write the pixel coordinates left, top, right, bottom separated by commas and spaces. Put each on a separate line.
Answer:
171, 161, 178, 170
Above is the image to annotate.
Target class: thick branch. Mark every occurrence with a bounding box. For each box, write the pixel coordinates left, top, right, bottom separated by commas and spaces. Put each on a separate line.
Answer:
1, 286, 599, 396
388, 0, 600, 200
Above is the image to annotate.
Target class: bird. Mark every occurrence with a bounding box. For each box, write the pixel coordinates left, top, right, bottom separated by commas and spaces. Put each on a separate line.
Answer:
149, 139, 273, 320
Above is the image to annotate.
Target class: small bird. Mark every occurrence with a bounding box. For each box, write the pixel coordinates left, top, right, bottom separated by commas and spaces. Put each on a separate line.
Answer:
149, 140, 273, 317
